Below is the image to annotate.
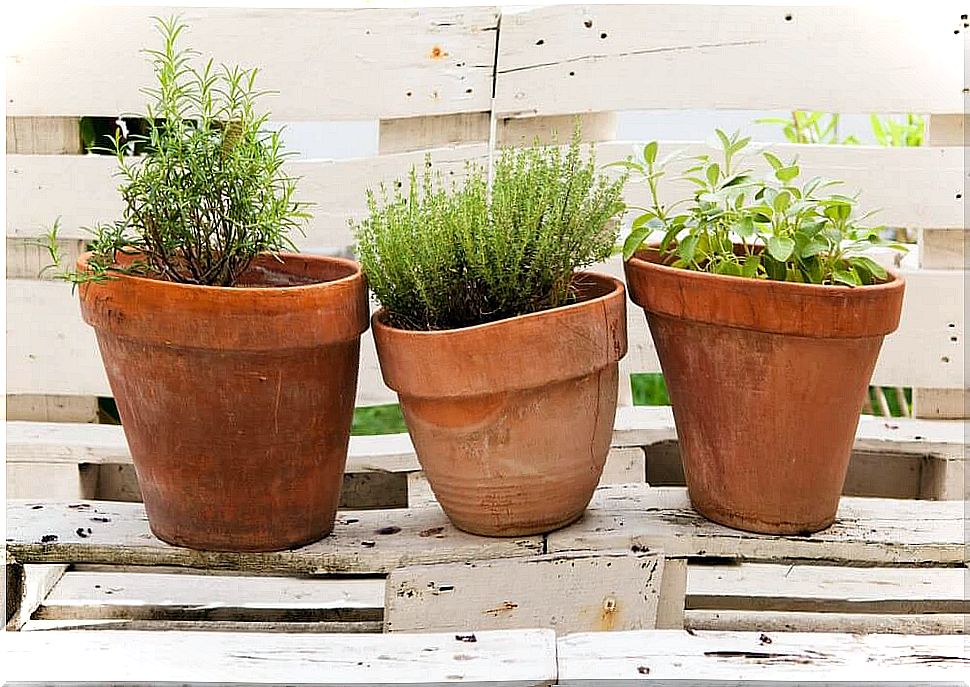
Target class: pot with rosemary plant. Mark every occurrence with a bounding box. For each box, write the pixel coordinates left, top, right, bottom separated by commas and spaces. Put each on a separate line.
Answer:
44, 17, 368, 552
619, 130, 905, 535
354, 132, 627, 536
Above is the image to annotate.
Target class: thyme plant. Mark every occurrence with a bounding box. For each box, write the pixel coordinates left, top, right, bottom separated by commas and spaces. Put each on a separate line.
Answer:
354, 131, 626, 331
46, 16, 308, 287
620, 130, 904, 286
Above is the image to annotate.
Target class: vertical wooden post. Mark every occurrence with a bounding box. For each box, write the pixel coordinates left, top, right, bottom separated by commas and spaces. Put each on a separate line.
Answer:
5, 564, 25, 628
911, 115, 967, 421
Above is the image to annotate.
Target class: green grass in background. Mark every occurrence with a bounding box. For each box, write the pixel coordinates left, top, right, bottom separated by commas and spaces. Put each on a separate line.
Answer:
631, 373, 670, 406
352, 404, 407, 435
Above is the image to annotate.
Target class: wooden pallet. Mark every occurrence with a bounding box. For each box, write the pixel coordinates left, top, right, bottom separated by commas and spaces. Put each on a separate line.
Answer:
5, 628, 967, 684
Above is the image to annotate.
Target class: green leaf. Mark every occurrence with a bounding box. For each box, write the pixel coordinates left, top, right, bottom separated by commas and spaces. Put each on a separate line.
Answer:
773, 190, 791, 213
605, 160, 644, 173
741, 254, 761, 278
775, 165, 800, 183
767, 235, 795, 262
622, 226, 651, 261
763, 151, 784, 171
705, 163, 720, 187
798, 237, 827, 258
734, 216, 756, 239
677, 235, 700, 262
630, 211, 657, 229
832, 269, 861, 287
722, 174, 750, 188
715, 129, 732, 152
643, 141, 659, 165
714, 260, 742, 276
848, 255, 888, 282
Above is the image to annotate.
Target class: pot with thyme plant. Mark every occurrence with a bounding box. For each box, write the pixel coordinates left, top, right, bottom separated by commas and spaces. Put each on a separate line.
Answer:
620, 130, 905, 535
45, 17, 368, 552
354, 132, 627, 536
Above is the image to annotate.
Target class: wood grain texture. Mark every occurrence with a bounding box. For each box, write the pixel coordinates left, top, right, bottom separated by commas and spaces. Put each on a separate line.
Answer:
4, 628, 557, 685
687, 563, 967, 614
6, 7, 499, 120
38, 571, 384, 622
685, 610, 969, 635
5, 117, 80, 154
21, 618, 384, 633
495, 5, 963, 115
6, 395, 98, 423
385, 550, 663, 634
556, 629, 970, 681
5, 500, 542, 573
546, 485, 965, 565
8, 144, 964, 244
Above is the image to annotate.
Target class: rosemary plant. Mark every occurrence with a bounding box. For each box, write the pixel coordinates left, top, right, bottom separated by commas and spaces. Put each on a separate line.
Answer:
45, 16, 309, 287
354, 130, 626, 331
620, 130, 905, 286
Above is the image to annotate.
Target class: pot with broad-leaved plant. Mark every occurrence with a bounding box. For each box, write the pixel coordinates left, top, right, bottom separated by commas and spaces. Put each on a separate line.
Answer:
48, 18, 368, 552
355, 131, 628, 536
619, 131, 905, 535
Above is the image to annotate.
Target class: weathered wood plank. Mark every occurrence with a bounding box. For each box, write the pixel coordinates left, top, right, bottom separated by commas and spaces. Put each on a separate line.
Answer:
920, 229, 967, 270
5, 116, 80, 154
913, 388, 969, 420
5, 500, 543, 574
9, 144, 964, 244
4, 628, 557, 685
6, 463, 98, 500
547, 485, 965, 565
556, 629, 970, 681
4, 565, 67, 630
6, 264, 966, 409
7, 7, 499, 120
378, 112, 617, 154
38, 571, 383, 622
684, 610, 969, 635
6, 394, 98, 423
22, 618, 384, 633
687, 563, 967, 614
496, 5, 962, 115
6, 237, 86, 280
385, 550, 663, 634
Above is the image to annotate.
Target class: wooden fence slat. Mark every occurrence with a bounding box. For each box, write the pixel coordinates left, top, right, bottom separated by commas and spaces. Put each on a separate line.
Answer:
5, 117, 80, 154
556, 630, 969, 681
495, 5, 963, 115
385, 550, 663, 634
4, 628, 557, 685
8, 143, 964, 245
5, 500, 543, 574
6, 7, 499, 120
684, 610, 969, 636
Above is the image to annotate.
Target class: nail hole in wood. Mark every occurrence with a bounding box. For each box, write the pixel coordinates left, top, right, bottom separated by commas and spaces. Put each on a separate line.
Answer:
584, 19, 593, 28
600, 32, 608, 39
784, 13, 793, 21
536, 39, 544, 45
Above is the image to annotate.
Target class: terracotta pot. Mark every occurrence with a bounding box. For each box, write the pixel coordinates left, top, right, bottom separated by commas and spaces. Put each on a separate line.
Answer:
625, 249, 905, 535
78, 252, 369, 551
373, 273, 627, 536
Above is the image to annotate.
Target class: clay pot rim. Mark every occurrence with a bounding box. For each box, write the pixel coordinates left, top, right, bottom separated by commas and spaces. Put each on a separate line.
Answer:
628, 248, 904, 295
627, 246, 906, 296
371, 271, 624, 336
76, 250, 364, 294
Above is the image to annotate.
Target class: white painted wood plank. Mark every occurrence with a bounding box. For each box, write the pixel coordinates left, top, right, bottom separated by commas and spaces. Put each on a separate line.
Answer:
4, 565, 66, 631
496, 5, 962, 115
5, 500, 543, 574
6, 145, 487, 249
8, 263, 965, 401
21, 618, 384, 633
5, 463, 97, 500
6, 395, 98, 423
9, 144, 964, 243
687, 563, 967, 613
556, 629, 969, 681
7, 7, 499, 120
385, 550, 663, 634
684, 610, 970, 635
4, 628, 557, 685
547, 485, 965, 565
39, 571, 384, 621
13, 407, 961, 471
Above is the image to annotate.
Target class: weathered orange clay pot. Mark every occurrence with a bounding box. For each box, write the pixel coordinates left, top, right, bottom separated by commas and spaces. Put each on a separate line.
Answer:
373, 273, 627, 537
78, 253, 369, 552
625, 248, 905, 535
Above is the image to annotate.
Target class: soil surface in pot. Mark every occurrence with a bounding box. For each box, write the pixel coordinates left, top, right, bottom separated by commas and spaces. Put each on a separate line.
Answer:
625, 249, 904, 535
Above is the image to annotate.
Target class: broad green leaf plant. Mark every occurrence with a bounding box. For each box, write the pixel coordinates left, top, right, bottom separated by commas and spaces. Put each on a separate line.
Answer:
619, 130, 904, 287
44, 16, 309, 287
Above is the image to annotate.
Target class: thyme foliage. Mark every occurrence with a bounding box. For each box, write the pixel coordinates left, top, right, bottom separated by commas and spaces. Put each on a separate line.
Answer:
354, 131, 626, 331
47, 16, 309, 287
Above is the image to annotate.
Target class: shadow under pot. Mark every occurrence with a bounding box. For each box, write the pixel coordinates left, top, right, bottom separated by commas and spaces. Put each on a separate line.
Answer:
372, 272, 628, 537
78, 252, 369, 552
624, 248, 905, 535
